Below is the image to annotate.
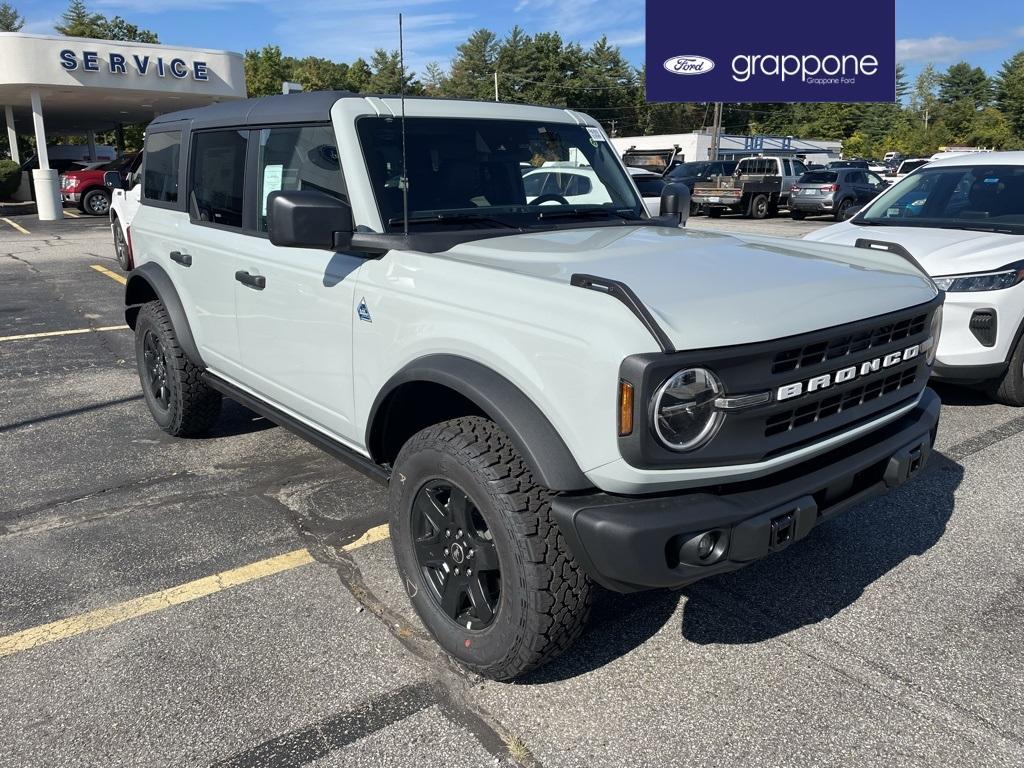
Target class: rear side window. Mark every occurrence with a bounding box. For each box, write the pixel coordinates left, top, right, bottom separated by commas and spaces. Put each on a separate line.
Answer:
190, 130, 248, 229
256, 125, 345, 232
635, 178, 665, 197
562, 173, 592, 196
143, 131, 181, 204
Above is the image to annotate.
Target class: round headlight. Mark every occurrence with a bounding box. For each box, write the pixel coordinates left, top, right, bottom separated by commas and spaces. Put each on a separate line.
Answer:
652, 367, 724, 451
926, 305, 943, 365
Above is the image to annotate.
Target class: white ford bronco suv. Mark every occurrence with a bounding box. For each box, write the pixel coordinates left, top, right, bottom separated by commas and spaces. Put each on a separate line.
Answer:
125, 92, 943, 680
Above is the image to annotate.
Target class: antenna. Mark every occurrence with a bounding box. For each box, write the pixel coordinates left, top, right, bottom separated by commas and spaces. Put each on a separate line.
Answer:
399, 12, 409, 237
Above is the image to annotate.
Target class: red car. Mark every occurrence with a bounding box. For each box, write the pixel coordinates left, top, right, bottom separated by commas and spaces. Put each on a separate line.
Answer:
60, 154, 139, 216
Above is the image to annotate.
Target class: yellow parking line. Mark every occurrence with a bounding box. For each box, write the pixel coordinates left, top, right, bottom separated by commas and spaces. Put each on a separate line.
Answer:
1, 217, 30, 234
90, 263, 127, 285
64, 210, 80, 218
0, 524, 390, 658
0, 325, 128, 343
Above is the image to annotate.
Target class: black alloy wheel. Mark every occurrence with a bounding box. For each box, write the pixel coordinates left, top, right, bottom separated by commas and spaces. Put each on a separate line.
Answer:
411, 480, 501, 630
142, 329, 171, 413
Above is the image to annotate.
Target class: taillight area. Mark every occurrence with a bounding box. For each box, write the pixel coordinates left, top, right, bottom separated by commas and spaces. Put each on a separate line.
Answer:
820, 184, 839, 193
789, 185, 799, 193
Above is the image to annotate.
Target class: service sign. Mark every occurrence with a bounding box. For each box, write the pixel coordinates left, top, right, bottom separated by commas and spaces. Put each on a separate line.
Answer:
645, 0, 896, 103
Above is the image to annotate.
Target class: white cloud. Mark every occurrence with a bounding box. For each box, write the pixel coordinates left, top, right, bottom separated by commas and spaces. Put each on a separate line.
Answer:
896, 35, 1006, 63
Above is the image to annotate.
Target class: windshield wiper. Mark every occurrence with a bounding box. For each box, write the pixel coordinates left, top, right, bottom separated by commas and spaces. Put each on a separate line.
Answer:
387, 212, 517, 229
535, 207, 642, 222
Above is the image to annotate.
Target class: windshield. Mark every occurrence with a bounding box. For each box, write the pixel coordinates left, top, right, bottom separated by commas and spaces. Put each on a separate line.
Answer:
856, 164, 1024, 234
357, 117, 644, 231
898, 160, 929, 175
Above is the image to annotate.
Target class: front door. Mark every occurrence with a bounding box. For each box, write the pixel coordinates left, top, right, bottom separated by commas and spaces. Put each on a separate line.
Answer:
233, 124, 364, 443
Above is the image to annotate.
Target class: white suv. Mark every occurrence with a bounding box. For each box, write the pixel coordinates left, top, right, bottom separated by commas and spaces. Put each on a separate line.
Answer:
125, 92, 942, 679
805, 152, 1024, 404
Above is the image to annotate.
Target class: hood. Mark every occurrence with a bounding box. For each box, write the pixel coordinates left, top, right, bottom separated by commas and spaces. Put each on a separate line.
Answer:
806, 222, 1023, 277
443, 225, 937, 350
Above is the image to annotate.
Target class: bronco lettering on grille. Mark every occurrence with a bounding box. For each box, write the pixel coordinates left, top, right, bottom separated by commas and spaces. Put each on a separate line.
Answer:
776, 344, 920, 402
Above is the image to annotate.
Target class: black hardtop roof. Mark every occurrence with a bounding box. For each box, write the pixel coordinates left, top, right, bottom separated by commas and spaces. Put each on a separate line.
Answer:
148, 91, 589, 131
149, 91, 358, 130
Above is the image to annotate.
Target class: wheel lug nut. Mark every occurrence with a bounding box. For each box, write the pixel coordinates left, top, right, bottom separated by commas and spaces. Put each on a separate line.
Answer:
454, 567, 460, 575
466, 568, 472, 576
456, 529, 463, 538
445, 530, 451, 538
443, 547, 449, 557
467, 549, 474, 559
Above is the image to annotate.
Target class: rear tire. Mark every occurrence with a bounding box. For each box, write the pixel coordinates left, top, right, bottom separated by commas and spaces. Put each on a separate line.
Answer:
749, 194, 769, 220
134, 301, 221, 436
835, 198, 853, 221
989, 333, 1024, 406
390, 416, 592, 680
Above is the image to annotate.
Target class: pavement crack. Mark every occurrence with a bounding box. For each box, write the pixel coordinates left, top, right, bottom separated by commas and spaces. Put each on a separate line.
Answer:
944, 414, 1024, 461
331, 552, 543, 768
3, 252, 40, 273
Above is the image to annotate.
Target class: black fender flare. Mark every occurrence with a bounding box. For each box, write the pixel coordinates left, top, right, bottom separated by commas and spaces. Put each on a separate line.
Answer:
124, 261, 205, 368
368, 355, 592, 492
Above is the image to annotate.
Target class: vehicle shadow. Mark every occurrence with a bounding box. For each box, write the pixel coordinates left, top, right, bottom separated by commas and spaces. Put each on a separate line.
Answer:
928, 380, 990, 407
204, 399, 277, 438
522, 451, 962, 682
679, 451, 963, 645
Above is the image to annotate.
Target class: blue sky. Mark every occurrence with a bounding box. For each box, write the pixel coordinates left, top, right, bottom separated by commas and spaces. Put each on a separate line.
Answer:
20, 0, 1024, 82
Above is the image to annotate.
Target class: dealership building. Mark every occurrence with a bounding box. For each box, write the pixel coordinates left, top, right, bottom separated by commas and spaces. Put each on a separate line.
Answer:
0, 33, 246, 220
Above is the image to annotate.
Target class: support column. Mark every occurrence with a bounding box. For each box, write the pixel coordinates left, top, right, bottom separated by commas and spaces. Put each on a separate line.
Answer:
4, 105, 19, 164
87, 130, 97, 162
30, 90, 61, 221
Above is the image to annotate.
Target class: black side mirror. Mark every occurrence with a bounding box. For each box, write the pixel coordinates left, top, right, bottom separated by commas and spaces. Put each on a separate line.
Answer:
268, 190, 354, 250
659, 183, 691, 225
103, 171, 124, 190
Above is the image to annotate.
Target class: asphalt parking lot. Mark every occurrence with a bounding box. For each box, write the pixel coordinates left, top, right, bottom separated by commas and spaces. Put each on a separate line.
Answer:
2, 213, 1024, 768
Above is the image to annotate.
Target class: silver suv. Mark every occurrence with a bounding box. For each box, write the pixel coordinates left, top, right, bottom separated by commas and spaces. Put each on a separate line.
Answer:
124, 92, 943, 679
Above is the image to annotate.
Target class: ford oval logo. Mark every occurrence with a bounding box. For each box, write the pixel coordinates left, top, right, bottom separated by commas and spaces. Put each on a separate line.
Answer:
663, 55, 715, 76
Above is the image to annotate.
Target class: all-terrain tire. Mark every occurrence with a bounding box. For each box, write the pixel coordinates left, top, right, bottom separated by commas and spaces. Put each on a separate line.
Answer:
749, 193, 769, 219
134, 300, 221, 436
389, 416, 592, 680
989, 331, 1024, 406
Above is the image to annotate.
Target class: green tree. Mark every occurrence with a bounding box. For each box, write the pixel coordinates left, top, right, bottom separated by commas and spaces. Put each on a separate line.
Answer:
0, 2, 24, 31
291, 56, 349, 92
244, 45, 289, 97
347, 58, 373, 92
995, 51, 1024, 140
366, 49, 419, 94
101, 16, 159, 43
966, 106, 1017, 149
55, 0, 105, 37
447, 29, 499, 100
940, 61, 992, 107
911, 64, 942, 128
422, 62, 447, 96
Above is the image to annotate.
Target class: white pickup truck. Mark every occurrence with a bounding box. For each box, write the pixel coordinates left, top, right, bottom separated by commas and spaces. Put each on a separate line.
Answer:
124, 92, 942, 679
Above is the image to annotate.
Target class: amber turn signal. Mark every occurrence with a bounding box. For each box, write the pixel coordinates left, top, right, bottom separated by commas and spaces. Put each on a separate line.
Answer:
618, 380, 634, 436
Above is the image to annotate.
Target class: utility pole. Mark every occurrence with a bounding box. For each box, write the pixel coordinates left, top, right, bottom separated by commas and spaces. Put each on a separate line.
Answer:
494, 71, 499, 102
710, 102, 723, 160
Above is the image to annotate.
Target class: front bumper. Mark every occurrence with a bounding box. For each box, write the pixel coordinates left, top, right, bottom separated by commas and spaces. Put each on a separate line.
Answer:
61, 192, 81, 203
552, 388, 940, 592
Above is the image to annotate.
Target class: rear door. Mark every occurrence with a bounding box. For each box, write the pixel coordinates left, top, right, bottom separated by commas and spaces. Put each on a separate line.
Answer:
232, 124, 363, 442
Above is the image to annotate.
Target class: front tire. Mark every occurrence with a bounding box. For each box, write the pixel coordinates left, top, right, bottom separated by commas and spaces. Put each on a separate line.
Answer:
134, 301, 221, 436
82, 188, 111, 216
113, 218, 132, 271
390, 416, 592, 680
989, 333, 1024, 406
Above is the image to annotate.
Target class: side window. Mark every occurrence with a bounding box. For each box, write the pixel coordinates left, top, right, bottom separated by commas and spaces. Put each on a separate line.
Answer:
523, 172, 547, 196
793, 160, 808, 175
849, 171, 867, 185
143, 131, 181, 204
563, 173, 592, 196
783, 159, 792, 175
256, 125, 345, 232
189, 130, 248, 229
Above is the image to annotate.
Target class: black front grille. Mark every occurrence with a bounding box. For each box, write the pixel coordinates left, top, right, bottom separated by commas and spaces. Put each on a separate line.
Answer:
765, 368, 918, 437
772, 313, 928, 374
